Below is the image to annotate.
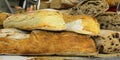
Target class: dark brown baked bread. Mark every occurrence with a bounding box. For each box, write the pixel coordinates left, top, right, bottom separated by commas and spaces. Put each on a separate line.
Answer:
96, 12, 120, 31
0, 28, 97, 55
92, 30, 120, 54
68, 0, 109, 17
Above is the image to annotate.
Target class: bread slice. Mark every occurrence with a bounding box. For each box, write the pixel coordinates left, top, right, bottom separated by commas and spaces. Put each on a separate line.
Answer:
0, 12, 10, 25
68, 0, 109, 17
3, 9, 66, 31
92, 30, 120, 53
96, 12, 120, 31
63, 14, 100, 35
0, 29, 97, 55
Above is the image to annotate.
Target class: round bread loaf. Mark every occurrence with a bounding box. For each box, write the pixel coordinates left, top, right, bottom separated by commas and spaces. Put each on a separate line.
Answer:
92, 30, 120, 53
96, 12, 120, 31
68, 0, 109, 17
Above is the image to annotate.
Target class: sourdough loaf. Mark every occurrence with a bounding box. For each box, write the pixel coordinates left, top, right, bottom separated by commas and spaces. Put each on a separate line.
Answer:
0, 29, 97, 55
92, 30, 120, 53
3, 9, 66, 31
96, 12, 120, 31
63, 14, 100, 35
68, 0, 109, 17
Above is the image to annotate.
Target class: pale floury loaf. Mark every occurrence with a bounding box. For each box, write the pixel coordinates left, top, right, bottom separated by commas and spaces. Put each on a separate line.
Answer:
3, 9, 66, 31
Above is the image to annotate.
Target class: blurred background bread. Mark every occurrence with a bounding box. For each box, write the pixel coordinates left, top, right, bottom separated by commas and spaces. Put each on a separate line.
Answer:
106, 0, 120, 7
68, 0, 109, 17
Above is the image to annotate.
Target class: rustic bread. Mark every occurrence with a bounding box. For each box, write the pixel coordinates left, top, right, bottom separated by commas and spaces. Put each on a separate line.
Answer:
96, 12, 120, 31
92, 30, 120, 53
40, 1, 50, 9
0, 29, 97, 55
63, 14, 100, 35
68, 0, 109, 17
3, 9, 66, 31
0, 28, 29, 40
0, 12, 10, 25
50, 0, 78, 9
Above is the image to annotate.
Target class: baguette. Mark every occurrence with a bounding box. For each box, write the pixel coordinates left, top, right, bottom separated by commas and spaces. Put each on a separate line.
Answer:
0, 29, 97, 55
3, 9, 66, 31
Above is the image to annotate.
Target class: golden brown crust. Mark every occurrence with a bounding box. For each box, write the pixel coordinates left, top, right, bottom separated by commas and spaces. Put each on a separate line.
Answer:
0, 12, 10, 25
3, 10, 66, 31
0, 30, 97, 55
63, 14, 100, 35
106, 0, 120, 7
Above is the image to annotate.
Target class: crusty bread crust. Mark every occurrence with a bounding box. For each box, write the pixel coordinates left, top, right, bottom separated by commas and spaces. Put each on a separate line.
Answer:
3, 10, 66, 31
0, 29, 97, 55
63, 14, 100, 35
0, 12, 10, 25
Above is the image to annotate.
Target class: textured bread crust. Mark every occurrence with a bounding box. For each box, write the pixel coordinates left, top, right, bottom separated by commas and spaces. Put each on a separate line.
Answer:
63, 14, 100, 35
50, 0, 78, 9
92, 30, 120, 53
0, 29, 97, 55
68, 0, 109, 17
3, 9, 66, 31
96, 12, 120, 31
0, 12, 10, 25
106, 0, 120, 7
0, 28, 29, 40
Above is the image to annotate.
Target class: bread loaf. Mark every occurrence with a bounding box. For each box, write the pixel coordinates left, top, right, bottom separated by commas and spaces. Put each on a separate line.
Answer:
68, 0, 109, 17
96, 12, 120, 31
0, 12, 10, 25
0, 29, 97, 55
63, 14, 100, 35
3, 9, 66, 31
50, 0, 78, 9
92, 30, 120, 53
0, 28, 29, 40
